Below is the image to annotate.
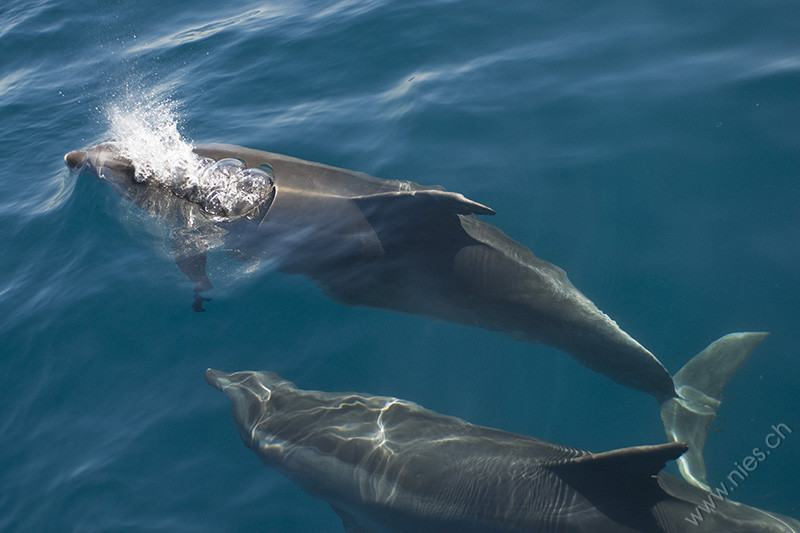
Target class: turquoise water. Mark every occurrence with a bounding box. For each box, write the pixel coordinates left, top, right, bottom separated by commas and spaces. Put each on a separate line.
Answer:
1, 0, 798, 530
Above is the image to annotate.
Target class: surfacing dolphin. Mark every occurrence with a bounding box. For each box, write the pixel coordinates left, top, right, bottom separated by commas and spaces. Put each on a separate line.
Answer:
206, 368, 799, 533
65, 142, 767, 488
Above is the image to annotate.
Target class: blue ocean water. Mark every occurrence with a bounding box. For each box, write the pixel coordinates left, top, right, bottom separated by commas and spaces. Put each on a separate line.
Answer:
1, 0, 798, 530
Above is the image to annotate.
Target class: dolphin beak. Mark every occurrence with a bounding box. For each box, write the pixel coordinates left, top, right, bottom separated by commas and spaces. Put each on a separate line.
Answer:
205, 368, 231, 391
64, 150, 87, 171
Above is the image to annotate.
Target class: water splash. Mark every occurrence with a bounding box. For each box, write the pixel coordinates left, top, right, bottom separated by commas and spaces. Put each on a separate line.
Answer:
105, 89, 199, 185
104, 90, 275, 220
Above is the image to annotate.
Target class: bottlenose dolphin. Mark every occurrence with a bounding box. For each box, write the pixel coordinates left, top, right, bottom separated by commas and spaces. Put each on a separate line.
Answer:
206, 368, 799, 533
65, 142, 767, 488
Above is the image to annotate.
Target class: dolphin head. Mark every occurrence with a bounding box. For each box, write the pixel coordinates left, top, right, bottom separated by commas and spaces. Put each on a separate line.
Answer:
65, 142, 276, 222
205, 368, 286, 433
205, 368, 402, 477
64, 142, 138, 190
205, 369, 299, 461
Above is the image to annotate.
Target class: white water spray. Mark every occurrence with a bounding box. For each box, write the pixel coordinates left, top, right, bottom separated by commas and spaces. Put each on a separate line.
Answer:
105, 91, 199, 185
104, 91, 274, 219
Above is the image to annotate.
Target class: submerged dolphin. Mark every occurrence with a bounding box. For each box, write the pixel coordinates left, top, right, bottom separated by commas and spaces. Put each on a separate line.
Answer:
206, 368, 799, 533
65, 142, 767, 487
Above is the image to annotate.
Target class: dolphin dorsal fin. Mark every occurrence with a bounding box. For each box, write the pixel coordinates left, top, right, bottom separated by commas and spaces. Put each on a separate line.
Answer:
552, 442, 689, 479
353, 189, 495, 217
547, 443, 688, 531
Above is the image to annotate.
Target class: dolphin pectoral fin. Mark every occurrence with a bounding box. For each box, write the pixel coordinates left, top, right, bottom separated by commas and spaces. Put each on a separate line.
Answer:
171, 230, 214, 312
192, 288, 211, 313
660, 332, 770, 490
353, 189, 495, 217
331, 507, 371, 533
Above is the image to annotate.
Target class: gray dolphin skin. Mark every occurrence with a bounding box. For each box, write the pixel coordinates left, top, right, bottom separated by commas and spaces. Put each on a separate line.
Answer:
206, 368, 799, 533
65, 142, 767, 488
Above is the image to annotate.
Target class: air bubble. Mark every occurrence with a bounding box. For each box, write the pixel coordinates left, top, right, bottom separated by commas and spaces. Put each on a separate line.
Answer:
176, 159, 275, 219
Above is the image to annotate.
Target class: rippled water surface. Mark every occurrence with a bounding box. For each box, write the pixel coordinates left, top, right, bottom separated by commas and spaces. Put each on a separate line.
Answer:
1, 0, 798, 531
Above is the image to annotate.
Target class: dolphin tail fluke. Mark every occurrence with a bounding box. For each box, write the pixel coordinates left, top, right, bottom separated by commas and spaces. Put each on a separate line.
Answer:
660, 331, 769, 490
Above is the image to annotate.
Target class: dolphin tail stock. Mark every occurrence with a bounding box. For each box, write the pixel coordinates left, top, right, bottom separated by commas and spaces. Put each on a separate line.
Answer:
660, 331, 770, 490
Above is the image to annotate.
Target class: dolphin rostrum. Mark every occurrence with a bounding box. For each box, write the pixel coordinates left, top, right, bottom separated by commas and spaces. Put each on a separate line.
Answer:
206, 368, 799, 533
65, 142, 768, 488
